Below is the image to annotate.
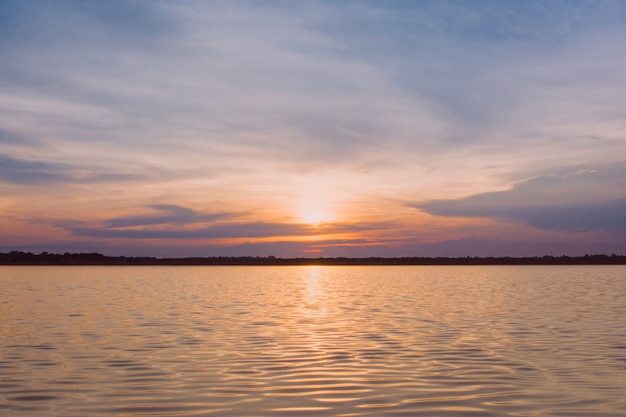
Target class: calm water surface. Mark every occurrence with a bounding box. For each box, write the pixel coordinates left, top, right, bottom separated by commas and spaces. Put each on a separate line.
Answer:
1, 265, 625, 416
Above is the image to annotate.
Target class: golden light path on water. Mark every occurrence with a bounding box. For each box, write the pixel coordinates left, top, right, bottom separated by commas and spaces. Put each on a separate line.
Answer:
1, 265, 625, 416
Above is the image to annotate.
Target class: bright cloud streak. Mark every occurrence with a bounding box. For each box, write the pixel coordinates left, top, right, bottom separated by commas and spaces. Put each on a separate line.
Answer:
1, 0, 626, 257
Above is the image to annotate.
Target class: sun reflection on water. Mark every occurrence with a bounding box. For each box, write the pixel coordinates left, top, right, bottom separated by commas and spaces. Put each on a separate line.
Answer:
302, 265, 327, 320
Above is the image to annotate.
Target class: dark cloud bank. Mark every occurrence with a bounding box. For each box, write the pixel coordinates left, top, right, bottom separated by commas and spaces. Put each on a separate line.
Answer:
412, 163, 626, 234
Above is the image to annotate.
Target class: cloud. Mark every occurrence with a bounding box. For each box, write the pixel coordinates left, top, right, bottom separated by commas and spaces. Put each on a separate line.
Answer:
413, 162, 626, 234
66, 222, 309, 240
3, 233, 622, 259
52, 203, 398, 241
2, 0, 625, 183
64, 220, 398, 240
0, 154, 140, 184
104, 205, 235, 228
0, 1, 446, 171
334, 2, 626, 170
0, 128, 34, 146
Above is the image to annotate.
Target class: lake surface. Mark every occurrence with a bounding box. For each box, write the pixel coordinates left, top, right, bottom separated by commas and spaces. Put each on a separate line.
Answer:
1, 265, 625, 416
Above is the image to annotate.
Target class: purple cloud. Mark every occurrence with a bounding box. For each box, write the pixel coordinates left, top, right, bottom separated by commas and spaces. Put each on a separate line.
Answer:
412, 162, 626, 234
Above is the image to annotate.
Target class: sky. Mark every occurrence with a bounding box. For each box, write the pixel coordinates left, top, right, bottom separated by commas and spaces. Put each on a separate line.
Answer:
1, 0, 626, 258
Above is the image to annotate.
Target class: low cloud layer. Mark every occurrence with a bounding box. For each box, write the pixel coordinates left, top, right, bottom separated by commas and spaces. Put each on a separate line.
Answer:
51, 205, 395, 241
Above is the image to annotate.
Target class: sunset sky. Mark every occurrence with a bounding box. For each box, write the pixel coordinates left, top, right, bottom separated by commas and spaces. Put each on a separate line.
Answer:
2, 0, 626, 257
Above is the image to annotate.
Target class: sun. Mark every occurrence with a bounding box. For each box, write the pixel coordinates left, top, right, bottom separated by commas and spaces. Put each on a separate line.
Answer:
292, 178, 339, 226
297, 198, 334, 226
300, 205, 331, 225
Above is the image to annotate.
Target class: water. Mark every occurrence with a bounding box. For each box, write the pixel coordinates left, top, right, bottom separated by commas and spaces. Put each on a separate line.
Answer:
1, 265, 625, 416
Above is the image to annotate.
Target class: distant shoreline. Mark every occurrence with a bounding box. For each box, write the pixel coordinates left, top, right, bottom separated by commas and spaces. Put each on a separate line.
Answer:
2, 251, 626, 266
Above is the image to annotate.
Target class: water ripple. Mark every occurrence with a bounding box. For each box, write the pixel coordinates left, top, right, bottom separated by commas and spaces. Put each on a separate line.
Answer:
1, 265, 626, 416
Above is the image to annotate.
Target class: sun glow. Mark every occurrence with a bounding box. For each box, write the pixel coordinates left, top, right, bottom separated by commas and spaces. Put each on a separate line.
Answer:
292, 177, 345, 226
299, 201, 332, 225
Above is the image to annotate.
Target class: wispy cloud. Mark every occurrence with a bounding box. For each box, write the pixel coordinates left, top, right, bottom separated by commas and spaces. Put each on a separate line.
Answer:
66, 222, 308, 240
103, 205, 235, 228
0, 128, 34, 146
63, 220, 398, 241
0, 155, 141, 184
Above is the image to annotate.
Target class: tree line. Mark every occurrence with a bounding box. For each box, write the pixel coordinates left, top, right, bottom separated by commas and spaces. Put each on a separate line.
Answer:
1, 251, 625, 265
